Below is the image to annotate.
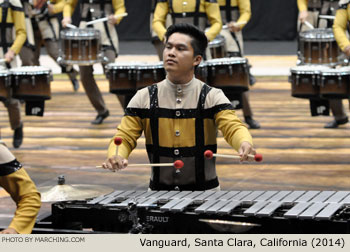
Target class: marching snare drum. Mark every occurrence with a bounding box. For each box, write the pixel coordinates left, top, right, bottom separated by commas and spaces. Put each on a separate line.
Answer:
60, 28, 101, 65
195, 61, 208, 83
135, 62, 165, 90
208, 35, 227, 59
105, 62, 140, 95
10, 66, 53, 101
206, 57, 249, 93
299, 28, 339, 65
290, 65, 330, 99
0, 67, 10, 101
319, 67, 350, 99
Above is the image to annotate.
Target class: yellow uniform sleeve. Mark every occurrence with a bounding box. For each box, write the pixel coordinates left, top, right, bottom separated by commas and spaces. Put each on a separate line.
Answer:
51, 0, 65, 14
108, 116, 144, 159
9, 9, 26, 54
152, 2, 169, 42
0, 169, 41, 234
333, 8, 350, 51
112, 0, 126, 25
237, 0, 251, 29
204, 1, 222, 41
297, 0, 308, 12
63, 0, 78, 17
215, 110, 253, 151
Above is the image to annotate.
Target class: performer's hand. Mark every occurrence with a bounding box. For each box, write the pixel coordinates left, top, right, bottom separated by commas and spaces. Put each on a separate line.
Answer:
101, 155, 128, 172
47, 4, 54, 14
344, 45, 350, 57
0, 227, 18, 234
298, 10, 308, 23
228, 21, 241, 33
108, 14, 120, 25
62, 17, 72, 28
4, 49, 15, 63
238, 141, 256, 162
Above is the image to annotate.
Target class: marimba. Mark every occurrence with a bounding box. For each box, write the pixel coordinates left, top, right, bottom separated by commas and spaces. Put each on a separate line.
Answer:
45, 190, 350, 234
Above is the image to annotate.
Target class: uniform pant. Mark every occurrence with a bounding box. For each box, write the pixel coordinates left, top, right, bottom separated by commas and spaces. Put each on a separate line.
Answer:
223, 31, 254, 118
2, 98, 21, 130
79, 49, 132, 112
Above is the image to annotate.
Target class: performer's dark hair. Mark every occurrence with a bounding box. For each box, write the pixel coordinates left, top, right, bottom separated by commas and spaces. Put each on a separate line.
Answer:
165, 23, 208, 57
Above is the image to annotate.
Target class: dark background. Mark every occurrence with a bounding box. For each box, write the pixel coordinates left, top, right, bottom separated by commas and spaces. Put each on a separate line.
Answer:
72, 0, 299, 41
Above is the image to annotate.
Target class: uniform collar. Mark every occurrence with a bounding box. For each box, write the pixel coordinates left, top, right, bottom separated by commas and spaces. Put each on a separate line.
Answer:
165, 75, 196, 94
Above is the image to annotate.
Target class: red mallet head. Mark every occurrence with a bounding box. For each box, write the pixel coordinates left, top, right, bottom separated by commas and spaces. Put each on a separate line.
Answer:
204, 150, 214, 159
174, 160, 184, 170
254, 154, 263, 162
114, 137, 123, 146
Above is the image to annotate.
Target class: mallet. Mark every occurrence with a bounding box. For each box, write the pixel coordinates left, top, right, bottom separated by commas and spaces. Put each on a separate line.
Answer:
204, 150, 263, 162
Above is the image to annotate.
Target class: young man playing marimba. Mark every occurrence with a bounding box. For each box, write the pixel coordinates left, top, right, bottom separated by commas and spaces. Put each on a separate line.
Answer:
102, 23, 256, 191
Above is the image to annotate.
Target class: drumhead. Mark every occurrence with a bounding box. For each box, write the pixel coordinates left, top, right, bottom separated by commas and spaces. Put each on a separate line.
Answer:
206, 57, 247, 66
9, 66, 52, 75
105, 61, 144, 70
290, 65, 330, 74
208, 35, 225, 48
299, 28, 334, 41
61, 28, 101, 39
320, 66, 350, 76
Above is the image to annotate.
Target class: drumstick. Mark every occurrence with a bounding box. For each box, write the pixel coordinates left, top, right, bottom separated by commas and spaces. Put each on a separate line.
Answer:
66, 23, 78, 29
204, 150, 263, 162
303, 21, 314, 29
318, 15, 335, 20
96, 160, 184, 171
85, 13, 128, 26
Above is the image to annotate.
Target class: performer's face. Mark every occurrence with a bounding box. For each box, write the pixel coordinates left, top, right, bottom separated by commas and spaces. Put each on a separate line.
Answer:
163, 32, 201, 81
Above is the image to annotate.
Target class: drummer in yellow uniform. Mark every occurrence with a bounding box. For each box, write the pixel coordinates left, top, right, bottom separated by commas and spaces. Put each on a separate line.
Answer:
297, 0, 348, 128
0, 142, 41, 234
19, 0, 80, 91
218, 0, 260, 129
0, 0, 26, 148
62, 0, 127, 123
152, 0, 222, 59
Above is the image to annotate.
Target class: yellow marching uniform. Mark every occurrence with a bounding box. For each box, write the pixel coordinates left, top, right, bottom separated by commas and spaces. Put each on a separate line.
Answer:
152, 0, 222, 42
108, 78, 252, 190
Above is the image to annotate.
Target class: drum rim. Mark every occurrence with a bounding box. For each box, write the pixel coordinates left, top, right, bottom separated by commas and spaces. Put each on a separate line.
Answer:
9, 66, 52, 75
299, 28, 335, 41
205, 57, 247, 65
61, 28, 101, 38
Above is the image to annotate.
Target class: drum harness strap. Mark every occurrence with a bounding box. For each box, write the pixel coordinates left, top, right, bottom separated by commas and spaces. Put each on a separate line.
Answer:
224, 0, 243, 57
34, 3, 58, 41
148, 83, 215, 190
1, 0, 12, 68
99, 1, 117, 54
83, 1, 116, 54
168, 0, 201, 28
